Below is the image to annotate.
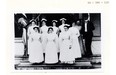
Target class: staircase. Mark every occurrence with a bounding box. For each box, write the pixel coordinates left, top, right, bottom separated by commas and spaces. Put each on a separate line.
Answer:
15, 55, 101, 70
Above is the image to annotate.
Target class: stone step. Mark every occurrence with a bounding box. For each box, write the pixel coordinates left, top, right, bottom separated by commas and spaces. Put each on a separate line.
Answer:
15, 56, 101, 70
15, 61, 95, 70
15, 57, 101, 64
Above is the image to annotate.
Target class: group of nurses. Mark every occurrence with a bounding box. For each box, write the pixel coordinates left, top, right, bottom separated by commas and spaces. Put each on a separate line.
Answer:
27, 18, 82, 64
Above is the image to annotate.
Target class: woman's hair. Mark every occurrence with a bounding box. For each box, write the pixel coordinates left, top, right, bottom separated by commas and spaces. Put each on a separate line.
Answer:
48, 27, 53, 33
33, 27, 40, 33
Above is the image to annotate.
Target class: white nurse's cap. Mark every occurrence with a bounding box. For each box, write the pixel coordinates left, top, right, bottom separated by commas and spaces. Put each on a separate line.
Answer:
60, 18, 66, 21
41, 18, 47, 22
52, 20, 58, 23
65, 24, 70, 26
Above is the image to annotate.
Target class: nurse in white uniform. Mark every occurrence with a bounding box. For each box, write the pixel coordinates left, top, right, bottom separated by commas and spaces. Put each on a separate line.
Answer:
28, 27, 44, 63
69, 22, 82, 59
52, 20, 59, 52
45, 27, 58, 64
40, 18, 48, 52
59, 18, 70, 50
59, 25, 75, 64
52, 20, 59, 35
59, 18, 67, 33
27, 20, 37, 56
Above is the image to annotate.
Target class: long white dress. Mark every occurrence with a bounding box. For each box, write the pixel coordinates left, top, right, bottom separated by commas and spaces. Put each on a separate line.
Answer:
53, 26, 59, 52
27, 25, 36, 56
28, 32, 43, 63
58, 24, 66, 51
45, 33, 58, 64
41, 25, 48, 52
69, 27, 82, 58
59, 31, 75, 62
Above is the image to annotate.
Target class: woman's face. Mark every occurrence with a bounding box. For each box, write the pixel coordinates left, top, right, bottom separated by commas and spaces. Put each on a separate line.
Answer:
49, 29, 53, 33
53, 22, 56, 26
61, 20, 65, 24
42, 21, 46, 26
34, 28, 38, 33
32, 21, 35, 25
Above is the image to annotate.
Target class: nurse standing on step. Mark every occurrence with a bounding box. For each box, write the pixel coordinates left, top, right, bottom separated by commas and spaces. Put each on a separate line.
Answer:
40, 18, 48, 52
59, 25, 75, 64
52, 20, 59, 52
27, 20, 37, 58
28, 27, 44, 63
69, 22, 82, 59
45, 27, 58, 64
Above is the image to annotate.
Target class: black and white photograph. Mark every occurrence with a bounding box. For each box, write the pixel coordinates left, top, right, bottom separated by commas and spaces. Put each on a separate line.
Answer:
14, 13, 101, 70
